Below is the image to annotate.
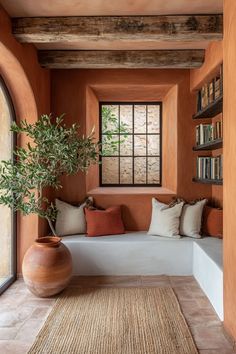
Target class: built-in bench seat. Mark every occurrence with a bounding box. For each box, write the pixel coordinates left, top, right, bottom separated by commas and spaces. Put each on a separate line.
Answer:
62, 231, 223, 319
193, 237, 223, 320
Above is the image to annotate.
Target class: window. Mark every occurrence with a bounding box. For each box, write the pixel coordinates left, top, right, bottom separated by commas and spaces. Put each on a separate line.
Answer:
100, 102, 162, 186
0, 77, 16, 294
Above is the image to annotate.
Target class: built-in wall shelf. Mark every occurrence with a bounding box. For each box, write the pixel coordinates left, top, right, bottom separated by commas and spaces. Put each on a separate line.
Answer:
193, 138, 223, 151
193, 95, 223, 120
192, 178, 223, 185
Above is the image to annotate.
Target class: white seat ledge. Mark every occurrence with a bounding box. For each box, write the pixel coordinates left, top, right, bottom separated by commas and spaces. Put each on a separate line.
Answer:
62, 231, 223, 320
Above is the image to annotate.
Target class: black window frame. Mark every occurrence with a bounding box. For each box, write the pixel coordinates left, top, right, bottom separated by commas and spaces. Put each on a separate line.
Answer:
0, 76, 17, 295
99, 101, 162, 187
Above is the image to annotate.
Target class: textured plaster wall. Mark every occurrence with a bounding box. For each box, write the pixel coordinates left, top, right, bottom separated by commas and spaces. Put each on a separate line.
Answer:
51, 69, 211, 230
223, 0, 236, 340
0, 5, 51, 272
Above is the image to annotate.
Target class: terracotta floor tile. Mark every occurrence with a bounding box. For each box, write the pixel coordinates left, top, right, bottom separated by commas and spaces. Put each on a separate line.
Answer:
0, 278, 234, 353
0, 307, 33, 328
169, 276, 198, 286
141, 275, 171, 287
96, 276, 142, 287
186, 313, 221, 327
178, 299, 200, 312
24, 298, 56, 308
191, 325, 233, 350
15, 319, 45, 341
70, 275, 142, 287
29, 306, 52, 320
173, 287, 195, 300
0, 340, 31, 354
0, 327, 18, 340
197, 297, 215, 309
0, 294, 27, 308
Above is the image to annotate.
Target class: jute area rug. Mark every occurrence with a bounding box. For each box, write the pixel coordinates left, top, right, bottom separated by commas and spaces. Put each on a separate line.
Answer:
28, 287, 198, 354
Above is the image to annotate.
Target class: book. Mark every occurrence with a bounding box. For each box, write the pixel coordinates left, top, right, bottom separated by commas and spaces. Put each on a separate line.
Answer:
195, 122, 223, 146
201, 83, 209, 109
196, 155, 223, 180
195, 65, 223, 115
208, 80, 214, 104
214, 76, 221, 99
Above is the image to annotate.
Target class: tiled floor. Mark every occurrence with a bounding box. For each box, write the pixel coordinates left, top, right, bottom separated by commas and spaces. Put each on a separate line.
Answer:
0, 276, 235, 354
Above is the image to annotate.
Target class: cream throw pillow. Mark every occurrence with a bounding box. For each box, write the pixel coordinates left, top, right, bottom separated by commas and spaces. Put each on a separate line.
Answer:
148, 198, 184, 239
180, 199, 207, 238
55, 198, 93, 236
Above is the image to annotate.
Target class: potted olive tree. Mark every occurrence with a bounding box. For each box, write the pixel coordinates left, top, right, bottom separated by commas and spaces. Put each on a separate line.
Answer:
0, 114, 101, 297
0, 111, 126, 297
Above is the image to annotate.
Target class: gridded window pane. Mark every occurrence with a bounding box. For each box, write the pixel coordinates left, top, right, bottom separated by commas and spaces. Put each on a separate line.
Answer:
134, 135, 146, 156
102, 105, 119, 134
134, 157, 146, 183
147, 135, 160, 156
100, 103, 161, 186
102, 157, 119, 184
134, 105, 146, 133
120, 135, 132, 156
120, 157, 133, 184
148, 157, 160, 184
148, 105, 160, 133
120, 105, 133, 133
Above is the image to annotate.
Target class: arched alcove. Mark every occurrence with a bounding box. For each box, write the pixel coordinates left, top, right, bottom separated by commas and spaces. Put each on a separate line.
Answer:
0, 41, 39, 272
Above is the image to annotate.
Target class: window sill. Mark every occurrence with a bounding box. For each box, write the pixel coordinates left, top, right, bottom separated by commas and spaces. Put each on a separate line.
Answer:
87, 187, 176, 195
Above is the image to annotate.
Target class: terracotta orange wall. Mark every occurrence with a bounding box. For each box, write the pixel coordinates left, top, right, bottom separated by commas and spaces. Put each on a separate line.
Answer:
190, 41, 223, 207
162, 85, 178, 192
190, 41, 223, 91
223, 0, 236, 340
51, 69, 211, 230
85, 87, 99, 192
0, 6, 50, 272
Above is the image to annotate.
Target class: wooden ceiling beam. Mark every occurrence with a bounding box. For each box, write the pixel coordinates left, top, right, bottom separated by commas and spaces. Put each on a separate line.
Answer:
38, 50, 205, 69
12, 15, 223, 43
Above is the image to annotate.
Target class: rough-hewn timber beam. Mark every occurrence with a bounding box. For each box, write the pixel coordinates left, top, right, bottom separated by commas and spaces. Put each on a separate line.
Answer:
38, 50, 205, 69
12, 15, 223, 43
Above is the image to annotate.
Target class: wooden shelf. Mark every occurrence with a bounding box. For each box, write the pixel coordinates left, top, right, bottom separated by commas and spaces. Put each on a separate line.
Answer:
193, 94, 223, 119
193, 138, 223, 151
192, 178, 223, 185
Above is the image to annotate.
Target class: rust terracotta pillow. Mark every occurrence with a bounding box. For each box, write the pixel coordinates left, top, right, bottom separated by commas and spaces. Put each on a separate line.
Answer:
85, 206, 125, 237
202, 206, 223, 238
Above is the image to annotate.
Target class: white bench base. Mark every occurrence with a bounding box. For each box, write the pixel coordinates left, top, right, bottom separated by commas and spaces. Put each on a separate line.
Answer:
193, 238, 223, 320
62, 231, 223, 320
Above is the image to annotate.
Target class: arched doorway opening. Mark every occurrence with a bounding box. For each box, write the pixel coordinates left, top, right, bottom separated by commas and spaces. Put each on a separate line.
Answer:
0, 76, 16, 293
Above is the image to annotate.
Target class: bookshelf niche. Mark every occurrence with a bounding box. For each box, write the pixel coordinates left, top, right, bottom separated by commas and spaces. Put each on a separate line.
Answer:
193, 64, 223, 186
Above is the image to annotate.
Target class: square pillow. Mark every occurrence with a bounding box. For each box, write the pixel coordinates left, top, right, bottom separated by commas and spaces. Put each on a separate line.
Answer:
85, 206, 125, 237
55, 197, 93, 236
202, 206, 223, 238
180, 199, 207, 238
148, 198, 184, 239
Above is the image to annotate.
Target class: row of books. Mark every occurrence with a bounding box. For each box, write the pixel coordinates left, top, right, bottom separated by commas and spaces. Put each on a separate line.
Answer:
196, 121, 223, 145
196, 155, 223, 180
197, 65, 223, 112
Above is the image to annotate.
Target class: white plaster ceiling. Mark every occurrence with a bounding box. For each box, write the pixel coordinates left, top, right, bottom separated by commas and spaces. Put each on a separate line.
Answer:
0, 0, 222, 17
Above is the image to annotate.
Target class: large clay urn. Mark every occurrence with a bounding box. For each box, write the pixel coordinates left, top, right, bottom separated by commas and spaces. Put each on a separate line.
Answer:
22, 236, 72, 297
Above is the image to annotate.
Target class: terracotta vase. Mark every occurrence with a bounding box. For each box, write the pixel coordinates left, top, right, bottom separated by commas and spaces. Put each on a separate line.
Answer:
22, 236, 72, 298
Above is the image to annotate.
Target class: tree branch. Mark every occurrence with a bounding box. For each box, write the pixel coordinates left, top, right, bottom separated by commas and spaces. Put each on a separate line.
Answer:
46, 215, 57, 236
